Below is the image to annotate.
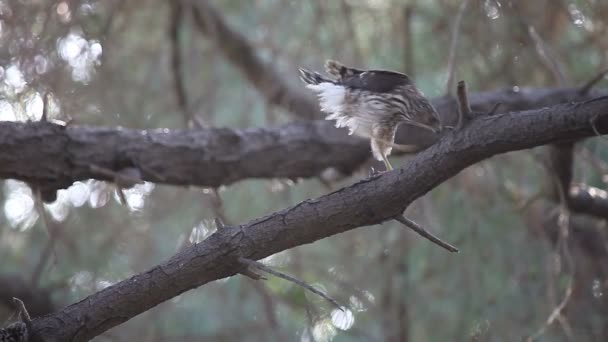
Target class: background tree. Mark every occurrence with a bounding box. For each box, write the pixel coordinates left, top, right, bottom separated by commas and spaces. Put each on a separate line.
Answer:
0, 0, 607, 341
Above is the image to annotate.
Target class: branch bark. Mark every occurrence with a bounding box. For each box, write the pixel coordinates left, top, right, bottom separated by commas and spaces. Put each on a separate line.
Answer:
26, 96, 608, 341
0, 120, 370, 192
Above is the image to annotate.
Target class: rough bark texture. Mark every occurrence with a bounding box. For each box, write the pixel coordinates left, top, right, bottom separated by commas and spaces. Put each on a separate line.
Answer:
1, 88, 605, 195
0, 120, 369, 192
23, 96, 608, 341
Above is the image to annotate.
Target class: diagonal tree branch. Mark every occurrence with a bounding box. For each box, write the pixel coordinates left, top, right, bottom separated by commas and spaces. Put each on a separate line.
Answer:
24, 97, 608, 341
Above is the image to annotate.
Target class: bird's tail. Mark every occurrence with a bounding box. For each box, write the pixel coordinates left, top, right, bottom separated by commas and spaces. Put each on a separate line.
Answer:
299, 67, 346, 120
324, 60, 364, 80
298, 68, 334, 85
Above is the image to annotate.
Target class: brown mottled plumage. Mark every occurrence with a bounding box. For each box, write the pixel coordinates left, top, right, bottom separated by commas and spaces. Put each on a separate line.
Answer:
299, 60, 441, 171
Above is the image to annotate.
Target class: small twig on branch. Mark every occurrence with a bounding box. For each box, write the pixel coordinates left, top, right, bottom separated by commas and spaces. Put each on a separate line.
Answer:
527, 25, 568, 86
445, 0, 469, 95
456, 80, 472, 130
83, 164, 143, 188
41, 92, 50, 122
238, 257, 343, 311
579, 69, 608, 96
12, 298, 32, 324
79, 164, 143, 206
527, 214, 575, 341
457, 81, 471, 115
6, 297, 32, 341
169, 1, 202, 129
394, 215, 459, 253
240, 267, 267, 281
486, 102, 502, 116
31, 189, 60, 286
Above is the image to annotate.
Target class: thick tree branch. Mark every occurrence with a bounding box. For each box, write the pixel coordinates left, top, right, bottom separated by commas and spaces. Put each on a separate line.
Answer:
26, 97, 608, 341
0, 120, 370, 191
1, 88, 606, 193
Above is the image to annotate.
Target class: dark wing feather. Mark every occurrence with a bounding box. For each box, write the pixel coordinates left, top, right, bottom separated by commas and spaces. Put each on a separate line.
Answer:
340, 70, 412, 93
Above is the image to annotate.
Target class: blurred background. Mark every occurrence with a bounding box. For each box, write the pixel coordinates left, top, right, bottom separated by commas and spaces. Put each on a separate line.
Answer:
1, 0, 608, 341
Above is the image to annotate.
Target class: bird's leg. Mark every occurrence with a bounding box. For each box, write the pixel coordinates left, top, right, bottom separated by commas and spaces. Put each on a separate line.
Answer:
381, 153, 393, 171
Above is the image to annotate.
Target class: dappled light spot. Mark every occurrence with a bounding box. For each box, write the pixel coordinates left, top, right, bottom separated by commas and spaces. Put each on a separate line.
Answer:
45, 189, 71, 222
24, 91, 43, 120
330, 307, 354, 331
592, 279, 603, 299
588, 186, 608, 199
79, 3, 97, 16
189, 221, 213, 244
3, 180, 36, 230
568, 4, 593, 31
261, 250, 291, 267
69, 271, 94, 293
362, 290, 375, 304
4, 64, 26, 93
67, 181, 91, 207
484, 0, 501, 20
56, 2, 69, 16
364, 0, 390, 10
474, 165, 485, 178
113, 182, 155, 213
56, 1, 71, 23
349, 295, 366, 312
34, 55, 49, 74
0, 100, 15, 121
570, 184, 608, 200
96, 279, 114, 290
57, 32, 102, 83
311, 319, 337, 342
88, 181, 111, 208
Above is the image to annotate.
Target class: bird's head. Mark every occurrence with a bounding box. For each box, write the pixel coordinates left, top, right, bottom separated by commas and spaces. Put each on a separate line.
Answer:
399, 103, 443, 134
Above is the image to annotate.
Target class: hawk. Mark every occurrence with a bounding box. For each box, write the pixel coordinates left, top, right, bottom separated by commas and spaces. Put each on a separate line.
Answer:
299, 60, 442, 171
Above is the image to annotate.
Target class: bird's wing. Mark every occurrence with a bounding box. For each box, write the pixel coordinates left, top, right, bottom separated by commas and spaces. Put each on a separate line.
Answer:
340, 70, 412, 93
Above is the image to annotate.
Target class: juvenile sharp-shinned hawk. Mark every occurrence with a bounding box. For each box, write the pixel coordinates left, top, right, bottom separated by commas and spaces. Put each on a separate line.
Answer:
299, 60, 442, 171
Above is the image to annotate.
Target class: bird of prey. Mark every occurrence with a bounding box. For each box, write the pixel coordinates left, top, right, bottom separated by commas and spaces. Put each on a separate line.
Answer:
299, 60, 442, 171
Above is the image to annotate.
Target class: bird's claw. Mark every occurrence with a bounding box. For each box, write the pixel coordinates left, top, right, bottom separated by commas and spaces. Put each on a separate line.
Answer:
369, 167, 388, 177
